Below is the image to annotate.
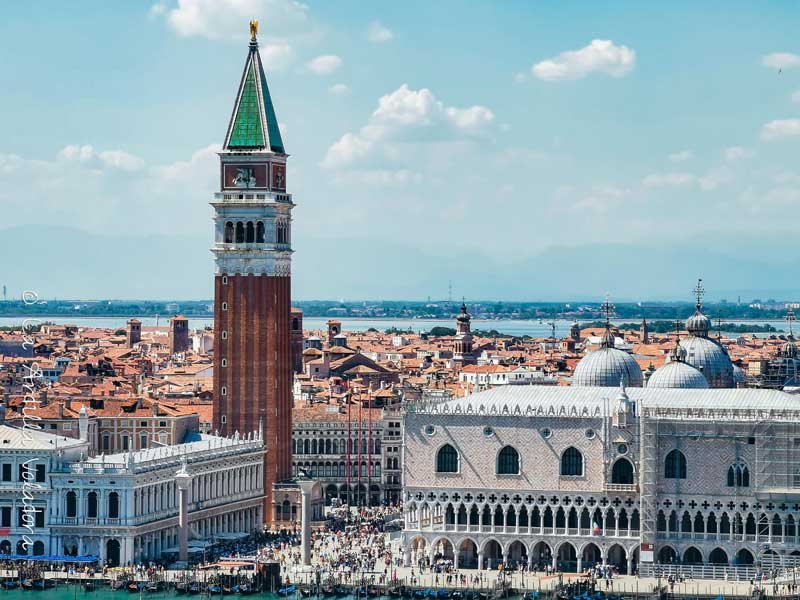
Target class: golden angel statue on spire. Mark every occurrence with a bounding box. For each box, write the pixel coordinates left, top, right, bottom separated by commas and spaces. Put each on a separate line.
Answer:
249, 19, 259, 39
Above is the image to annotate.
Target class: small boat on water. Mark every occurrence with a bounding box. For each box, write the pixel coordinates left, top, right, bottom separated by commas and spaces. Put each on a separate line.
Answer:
322, 585, 335, 597
146, 582, 161, 593
435, 590, 447, 600
334, 586, 349, 597
278, 585, 296, 596
110, 580, 126, 591
367, 586, 380, 598
523, 593, 540, 600
413, 590, 426, 600
4, 580, 19, 590
85, 581, 97, 592
388, 588, 402, 598
237, 584, 253, 596
425, 589, 437, 600
21, 580, 33, 591
175, 582, 187, 595
187, 582, 201, 595
32, 580, 48, 591
299, 586, 314, 597
222, 587, 232, 596
450, 592, 463, 600
207, 585, 222, 595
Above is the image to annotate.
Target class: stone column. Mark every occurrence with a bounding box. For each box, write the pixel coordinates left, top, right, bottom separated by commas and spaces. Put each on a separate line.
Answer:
298, 479, 316, 567
175, 461, 192, 563
478, 549, 484, 570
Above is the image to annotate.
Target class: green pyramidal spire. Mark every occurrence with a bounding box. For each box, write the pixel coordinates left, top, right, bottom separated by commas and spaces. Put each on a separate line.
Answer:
224, 31, 285, 153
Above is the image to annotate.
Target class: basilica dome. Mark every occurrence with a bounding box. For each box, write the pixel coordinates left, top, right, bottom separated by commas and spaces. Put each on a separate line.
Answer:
648, 359, 709, 389
679, 336, 735, 388
573, 335, 644, 388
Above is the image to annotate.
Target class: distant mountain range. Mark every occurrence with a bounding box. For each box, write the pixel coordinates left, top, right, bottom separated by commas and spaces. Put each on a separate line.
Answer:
3, 225, 799, 302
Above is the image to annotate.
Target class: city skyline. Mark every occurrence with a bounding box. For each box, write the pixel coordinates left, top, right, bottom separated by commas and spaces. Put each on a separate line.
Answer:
3, 1, 800, 300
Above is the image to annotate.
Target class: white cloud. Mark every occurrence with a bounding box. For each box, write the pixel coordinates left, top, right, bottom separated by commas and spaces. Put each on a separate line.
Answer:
668, 149, 693, 163
366, 21, 393, 43
156, 0, 311, 41
261, 42, 294, 71
761, 119, 800, 141
57, 145, 145, 172
329, 83, 349, 96
0, 144, 221, 235
307, 55, 342, 75
724, 146, 753, 161
642, 172, 695, 188
792, 90, 800, 103
322, 85, 495, 169
532, 39, 635, 81
762, 52, 800, 71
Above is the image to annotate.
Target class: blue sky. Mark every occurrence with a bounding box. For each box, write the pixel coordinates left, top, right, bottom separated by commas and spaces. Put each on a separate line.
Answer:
2, 1, 799, 300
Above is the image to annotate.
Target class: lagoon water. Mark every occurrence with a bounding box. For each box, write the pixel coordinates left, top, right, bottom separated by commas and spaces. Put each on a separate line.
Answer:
0, 317, 787, 338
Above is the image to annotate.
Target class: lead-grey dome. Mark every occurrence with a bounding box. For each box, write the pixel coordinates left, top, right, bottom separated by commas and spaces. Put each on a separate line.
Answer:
573, 347, 644, 387
679, 336, 735, 388
648, 359, 709, 389
686, 308, 712, 337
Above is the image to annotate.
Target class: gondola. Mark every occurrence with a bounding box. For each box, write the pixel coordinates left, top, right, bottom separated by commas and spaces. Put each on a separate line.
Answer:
85, 582, 97, 592
146, 582, 162, 593
4, 580, 19, 590
322, 585, 335, 597
237, 584, 254, 596
436, 590, 447, 600
187, 582, 201, 595
413, 590, 426, 600
299, 586, 314, 597
278, 585, 296, 596
110, 580, 127, 591
222, 587, 232, 596
387, 587, 402, 598
21, 580, 33, 591
425, 589, 437, 599
450, 591, 463, 600
128, 582, 143, 593
523, 593, 540, 600
32, 580, 47, 591
477, 592, 490, 600
207, 585, 222, 595
334, 586, 349, 597
175, 582, 188, 595
367, 586, 380, 598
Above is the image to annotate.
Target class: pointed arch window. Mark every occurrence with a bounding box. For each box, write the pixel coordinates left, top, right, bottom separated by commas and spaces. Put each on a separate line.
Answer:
497, 446, 520, 475
561, 447, 584, 476
664, 449, 687, 479
436, 444, 459, 473
727, 461, 750, 487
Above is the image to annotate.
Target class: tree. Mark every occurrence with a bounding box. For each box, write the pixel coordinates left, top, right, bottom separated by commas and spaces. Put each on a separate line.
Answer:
428, 326, 456, 337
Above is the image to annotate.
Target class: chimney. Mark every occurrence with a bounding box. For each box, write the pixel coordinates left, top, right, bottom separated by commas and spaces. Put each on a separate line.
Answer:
151, 400, 159, 417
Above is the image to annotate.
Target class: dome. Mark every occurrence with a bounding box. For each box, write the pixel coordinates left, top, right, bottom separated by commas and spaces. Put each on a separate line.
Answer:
679, 336, 735, 388
647, 360, 709, 389
686, 307, 712, 337
573, 347, 644, 387
456, 303, 471, 323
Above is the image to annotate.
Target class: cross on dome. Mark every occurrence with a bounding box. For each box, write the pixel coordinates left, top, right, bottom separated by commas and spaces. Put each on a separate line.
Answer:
692, 278, 705, 309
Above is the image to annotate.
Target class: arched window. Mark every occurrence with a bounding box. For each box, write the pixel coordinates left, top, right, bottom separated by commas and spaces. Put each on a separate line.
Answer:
611, 458, 634, 484
664, 450, 687, 479
246, 221, 255, 243
87, 491, 98, 518
224, 221, 234, 243
66, 491, 77, 518
497, 446, 520, 475
235, 222, 245, 243
727, 462, 750, 487
561, 447, 583, 476
108, 492, 119, 519
436, 444, 459, 473
256, 221, 265, 243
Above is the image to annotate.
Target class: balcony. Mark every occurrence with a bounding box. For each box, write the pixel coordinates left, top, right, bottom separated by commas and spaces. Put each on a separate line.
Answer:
605, 483, 638, 493
213, 192, 293, 205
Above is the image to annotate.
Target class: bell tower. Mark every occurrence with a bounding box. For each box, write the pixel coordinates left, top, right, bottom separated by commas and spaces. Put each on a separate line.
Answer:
211, 22, 294, 523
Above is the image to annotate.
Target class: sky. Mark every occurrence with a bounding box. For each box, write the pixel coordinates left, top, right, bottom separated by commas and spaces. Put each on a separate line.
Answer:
2, 1, 800, 301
